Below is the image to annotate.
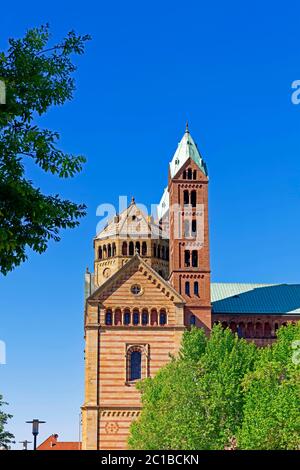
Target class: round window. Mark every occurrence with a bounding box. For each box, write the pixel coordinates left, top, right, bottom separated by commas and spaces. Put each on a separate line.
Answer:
131, 284, 142, 295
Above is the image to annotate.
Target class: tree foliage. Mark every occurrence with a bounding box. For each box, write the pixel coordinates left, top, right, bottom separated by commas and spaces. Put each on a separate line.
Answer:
238, 322, 300, 449
0, 395, 14, 449
129, 323, 300, 450
0, 25, 91, 274
129, 325, 257, 450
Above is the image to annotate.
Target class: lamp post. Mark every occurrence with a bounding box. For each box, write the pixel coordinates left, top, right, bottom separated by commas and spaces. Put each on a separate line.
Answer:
19, 440, 32, 450
26, 419, 46, 450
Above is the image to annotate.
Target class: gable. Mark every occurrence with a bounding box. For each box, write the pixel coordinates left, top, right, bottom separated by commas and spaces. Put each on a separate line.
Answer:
88, 255, 185, 307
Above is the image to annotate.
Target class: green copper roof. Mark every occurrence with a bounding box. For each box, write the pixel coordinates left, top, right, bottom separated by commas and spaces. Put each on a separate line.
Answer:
211, 283, 300, 315
169, 124, 208, 178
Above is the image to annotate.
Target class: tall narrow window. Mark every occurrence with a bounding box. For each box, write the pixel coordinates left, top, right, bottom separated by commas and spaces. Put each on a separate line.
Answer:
153, 244, 157, 257
183, 170, 187, 179
157, 245, 161, 259
114, 309, 122, 326
124, 310, 131, 325
187, 168, 192, 180
142, 241, 147, 256
112, 243, 116, 256
166, 248, 169, 260
162, 246, 165, 260
122, 242, 127, 256
103, 245, 107, 258
194, 281, 199, 296
129, 351, 142, 381
135, 241, 140, 254
129, 241, 134, 255
159, 310, 167, 325
190, 314, 196, 326
185, 281, 190, 295
191, 190, 196, 207
107, 244, 112, 257
105, 310, 112, 325
193, 170, 197, 180
183, 190, 189, 205
191, 220, 197, 237
142, 310, 149, 325
98, 246, 103, 260
184, 250, 190, 267
192, 250, 198, 267
133, 310, 139, 325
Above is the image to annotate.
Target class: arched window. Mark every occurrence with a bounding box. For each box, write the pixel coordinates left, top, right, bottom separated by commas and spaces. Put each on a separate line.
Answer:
190, 314, 196, 326
191, 220, 197, 237
246, 322, 254, 338
185, 281, 190, 295
129, 350, 142, 381
183, 190, 189, 205
184, 250, 190, 267
142, 310, 149, 325
193, 170, 197, 180
264, 323, 271, 338
142, 242, 147, 256
105, 310, 112, 326
191, 190, 196, 207
230, 321, 237, 333
183, 170, 186, 179
98, 246, 103, 260
112, 243, 116, 256
123, 310, 131, 325
159, 310, 167, 326
103, 245, 107, 258
107, 244, 112, 257
153, 244, 157, 257
135, 241, 140, 254
237, 322, 245, 338
192, 250, 198, 267
114, 309, 122, 326
129, 241, 134, 256
194, 281, 199, 296
157, 245, 161, 259
122, 241, 127, 256
133, 310, 139, 325
187, 168, 192, 180
150, 309, 158, 326
255, 322, 262, 337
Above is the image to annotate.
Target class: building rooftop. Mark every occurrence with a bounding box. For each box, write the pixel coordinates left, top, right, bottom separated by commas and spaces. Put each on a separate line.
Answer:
84, 275, 300, 316
211, 283, 300, 315
169, 124, 208, 178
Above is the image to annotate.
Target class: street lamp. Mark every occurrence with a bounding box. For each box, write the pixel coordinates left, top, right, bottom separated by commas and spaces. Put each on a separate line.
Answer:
19, 440, 32, 450
26, 419, 46, 450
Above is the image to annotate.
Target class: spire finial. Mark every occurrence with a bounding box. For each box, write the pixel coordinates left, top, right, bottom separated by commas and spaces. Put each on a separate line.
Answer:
131, 196, 135, 204
185, 121, 189, 133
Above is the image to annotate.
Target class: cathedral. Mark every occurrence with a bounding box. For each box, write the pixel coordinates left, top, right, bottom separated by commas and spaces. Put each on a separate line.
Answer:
81, 125, 300, 450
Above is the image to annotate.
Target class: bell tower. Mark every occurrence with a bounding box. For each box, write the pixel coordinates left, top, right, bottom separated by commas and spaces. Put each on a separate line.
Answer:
168, 124, 211, 331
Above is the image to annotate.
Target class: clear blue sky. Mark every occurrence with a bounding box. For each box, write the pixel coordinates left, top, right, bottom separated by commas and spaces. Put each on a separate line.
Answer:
1, 0, 300, 449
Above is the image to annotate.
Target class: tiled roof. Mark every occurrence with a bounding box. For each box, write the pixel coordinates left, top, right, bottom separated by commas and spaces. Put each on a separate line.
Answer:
37, 434, 81, 450
211, 283, 300, 315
